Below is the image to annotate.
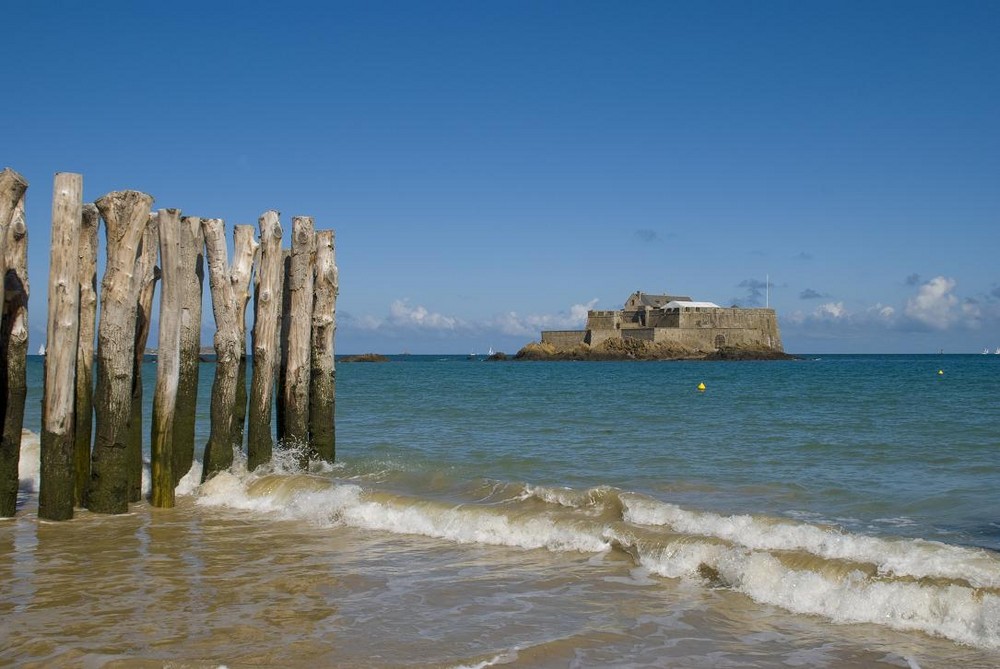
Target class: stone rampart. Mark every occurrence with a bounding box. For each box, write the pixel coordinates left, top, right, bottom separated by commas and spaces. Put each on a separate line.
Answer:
585, 311, 619, 331
621, 328, 655, 342
541, 330, 587, 348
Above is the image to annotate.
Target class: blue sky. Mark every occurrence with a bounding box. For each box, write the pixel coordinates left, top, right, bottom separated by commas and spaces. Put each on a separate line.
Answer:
6, 1, 999, 354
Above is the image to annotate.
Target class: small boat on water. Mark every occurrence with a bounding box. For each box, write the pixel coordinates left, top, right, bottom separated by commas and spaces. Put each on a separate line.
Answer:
37, 344, 45, 356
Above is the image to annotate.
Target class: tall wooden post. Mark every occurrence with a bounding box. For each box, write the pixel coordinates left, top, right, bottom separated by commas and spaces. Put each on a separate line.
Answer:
90, 190, 154, 515
0, 168, 29, 318
233, 227, 255, 460
1, 194, 29, 517
309, 230, 338, 463
277, 250, 291, 444
283, 217, 315, 463
39, 173, 82, 521
201, 220, 257, 480
128, 213, 159, 502
247, 210, 282, 471
151, 209, 181, 507
73, 203, 99, 507
173, 216, 204, 485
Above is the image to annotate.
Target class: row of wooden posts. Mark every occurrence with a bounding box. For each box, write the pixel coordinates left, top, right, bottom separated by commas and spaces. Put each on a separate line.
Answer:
0, 168, 339, 521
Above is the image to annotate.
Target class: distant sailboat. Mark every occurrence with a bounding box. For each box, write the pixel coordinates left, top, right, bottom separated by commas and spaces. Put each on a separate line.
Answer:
38, 344, 45, 356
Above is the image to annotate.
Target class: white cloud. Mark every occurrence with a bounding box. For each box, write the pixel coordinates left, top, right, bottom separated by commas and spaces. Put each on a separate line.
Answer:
902, 276, 966, 330
341, 298, 599, 339
388, 299, 461, 330
493, 298, 599, 337
786, 275, 989, 343
785, 300, 896, 331
815, 301, 847, 319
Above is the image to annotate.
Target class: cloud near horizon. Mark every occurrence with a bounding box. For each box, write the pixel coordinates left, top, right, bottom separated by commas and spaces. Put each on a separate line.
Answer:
342, 297, 600, 339
786, 275, 990, 337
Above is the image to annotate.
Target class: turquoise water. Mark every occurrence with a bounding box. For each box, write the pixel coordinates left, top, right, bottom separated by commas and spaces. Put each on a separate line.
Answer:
333, 354, 1000, 550
8, 353, 1000, 667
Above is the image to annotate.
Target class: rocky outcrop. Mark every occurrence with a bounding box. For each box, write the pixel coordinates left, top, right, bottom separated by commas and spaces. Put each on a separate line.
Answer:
515, 339, 795, 361
703, 347, 797, 361
340, 353, 390, 363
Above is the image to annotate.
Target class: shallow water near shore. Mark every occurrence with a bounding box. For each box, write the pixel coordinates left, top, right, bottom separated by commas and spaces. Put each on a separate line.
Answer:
3, 354, 1000, 667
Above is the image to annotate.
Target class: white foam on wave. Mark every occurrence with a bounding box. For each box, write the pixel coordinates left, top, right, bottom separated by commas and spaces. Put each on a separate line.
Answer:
189, 468, 1000, 651
175, 459, 204, 496
623, 530, 1000, 649
17, 429, 40, 492
621, 493, 1000, 588
194, 467, 610, 554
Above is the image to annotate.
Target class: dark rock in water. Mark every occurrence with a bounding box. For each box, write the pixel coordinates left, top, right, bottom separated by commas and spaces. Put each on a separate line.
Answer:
341, 353, 390, 363
703, 347, 799, 361
486, 352, 508, 361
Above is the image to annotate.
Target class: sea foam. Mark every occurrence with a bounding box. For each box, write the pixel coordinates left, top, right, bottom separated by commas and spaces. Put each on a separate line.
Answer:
620, 493, 1000, 588
184, 468, 1000, 651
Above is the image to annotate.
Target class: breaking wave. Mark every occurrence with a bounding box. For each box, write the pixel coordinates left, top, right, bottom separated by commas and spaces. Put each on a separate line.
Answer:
189, 462, 1000, 651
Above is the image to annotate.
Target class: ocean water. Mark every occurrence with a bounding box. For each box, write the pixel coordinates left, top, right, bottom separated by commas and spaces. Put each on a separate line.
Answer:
3, 353, 1000, 668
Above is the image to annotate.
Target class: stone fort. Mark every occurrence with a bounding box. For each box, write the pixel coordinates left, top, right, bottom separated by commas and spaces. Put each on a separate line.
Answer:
541, 291, 784, 353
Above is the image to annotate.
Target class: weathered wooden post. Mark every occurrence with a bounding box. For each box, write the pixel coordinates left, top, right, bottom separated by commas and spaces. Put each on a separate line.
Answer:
247, 210, 282, 471
233, 228, 256, 459
0, 169, 29, 316
277, 250, 291, 444
283, 217, 315, 462
39, 173, 82, 521
309, 229, 338, 463
1, 193, 29, 517
173, 216, 204, 485
73, 203, 99, 507
151, 209, 181, 507
201, 221, 257, 480
90, 190, 154, 515
128, 213, 159, 502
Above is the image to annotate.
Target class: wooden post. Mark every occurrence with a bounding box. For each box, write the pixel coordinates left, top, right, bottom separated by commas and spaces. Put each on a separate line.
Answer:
232, 226, 255, 464
0, 169, 29, 517
309, 230, 338, 463
0, 194, 28, 517
0, 168, 29, 317
247, 210, 282, 472
128, 213, 159, 502
201, 221, 257, 480
172, 215, 204, 485
90, 190, 154, 515
151, 209, 181, 507
73, 203, 99, 507
283, 217, 315, 463
39, 173, 82, 521
277, 250, 291, 445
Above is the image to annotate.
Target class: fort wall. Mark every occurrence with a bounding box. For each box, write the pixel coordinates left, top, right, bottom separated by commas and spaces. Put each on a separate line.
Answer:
545, 307, 782, 353
541, 330, 587, 348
